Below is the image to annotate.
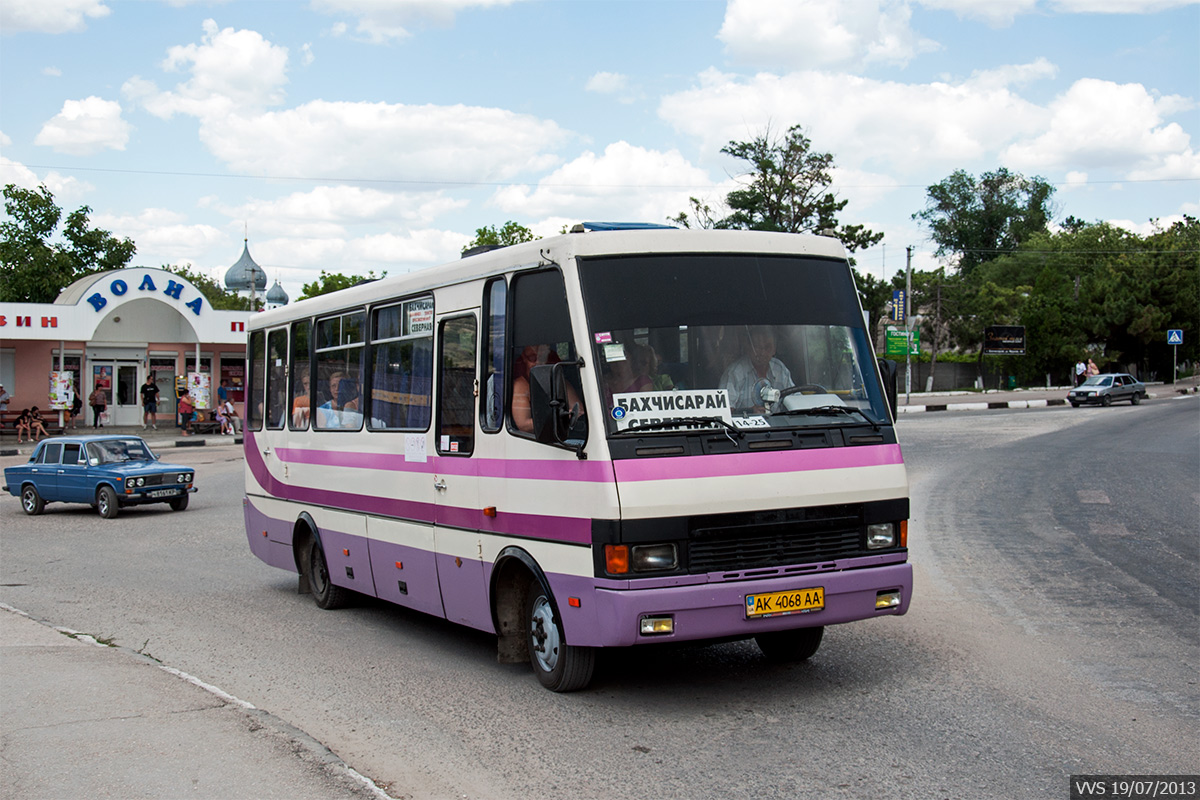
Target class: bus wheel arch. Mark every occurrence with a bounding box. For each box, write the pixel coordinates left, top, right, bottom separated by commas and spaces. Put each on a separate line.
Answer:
293, 513, 349, 610
491, 548, 542, 665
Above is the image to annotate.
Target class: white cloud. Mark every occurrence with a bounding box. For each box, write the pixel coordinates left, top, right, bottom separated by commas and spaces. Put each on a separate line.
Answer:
0, 157, 92, 200
916, 0, 1040, 27
123, 21, 568, 182
659, 66, 1050, 176
719, 0, 940, 70
1050, 0, 1197, 11
1002, 78, 1196, 177
312, 0, 528, 43
214, 185, 468, 239
91, 208, 225, 264
586, 72, 629, 94
125, 19, 289, 120
34, 96, 131, 155
42, 66, 63, 77
0, 0, 110, 33
489, 141, 720, 223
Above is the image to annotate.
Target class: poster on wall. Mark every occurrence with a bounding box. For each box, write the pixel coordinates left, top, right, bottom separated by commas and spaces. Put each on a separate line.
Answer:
49, 371, 73, 410
189, 372, 211, 409
93, 365, 113, 394
220, 361, 245, 402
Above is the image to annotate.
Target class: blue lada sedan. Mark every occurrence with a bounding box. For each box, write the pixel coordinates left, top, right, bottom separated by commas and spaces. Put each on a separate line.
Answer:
3, 435, 197, 519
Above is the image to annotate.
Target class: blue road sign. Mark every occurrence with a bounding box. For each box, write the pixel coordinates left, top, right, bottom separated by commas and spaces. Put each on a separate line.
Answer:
891, 290, 906, 323
1167, 329, 1183, 345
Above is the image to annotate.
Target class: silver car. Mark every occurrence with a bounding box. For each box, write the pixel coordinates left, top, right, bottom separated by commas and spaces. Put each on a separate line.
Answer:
1068, 373, 1146, 407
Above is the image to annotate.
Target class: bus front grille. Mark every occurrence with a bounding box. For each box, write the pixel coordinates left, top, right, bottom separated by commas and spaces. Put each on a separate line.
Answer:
687, 515, 862, 574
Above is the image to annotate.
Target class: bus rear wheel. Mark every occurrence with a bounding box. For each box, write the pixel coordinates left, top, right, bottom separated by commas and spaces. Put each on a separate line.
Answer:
755, 626, 824, 662
308, 539, 350, 610
525, 580, 594, 692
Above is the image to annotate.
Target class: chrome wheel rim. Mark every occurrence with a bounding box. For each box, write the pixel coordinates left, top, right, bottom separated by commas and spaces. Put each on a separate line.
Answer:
529, 594, 560, 673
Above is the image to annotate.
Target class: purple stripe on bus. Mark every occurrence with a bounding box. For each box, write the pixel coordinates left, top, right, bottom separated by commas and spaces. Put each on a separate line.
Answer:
273, 445, 616, 483
612, 444, 904, 482
246, 432, 592, 544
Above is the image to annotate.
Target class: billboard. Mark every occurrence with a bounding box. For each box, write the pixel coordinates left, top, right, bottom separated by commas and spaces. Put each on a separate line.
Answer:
983, 326, 1026, 356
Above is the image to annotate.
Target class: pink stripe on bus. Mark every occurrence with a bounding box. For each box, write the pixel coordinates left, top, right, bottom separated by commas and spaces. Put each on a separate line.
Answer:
273, 445, 616, 483
612, 444, 903, 482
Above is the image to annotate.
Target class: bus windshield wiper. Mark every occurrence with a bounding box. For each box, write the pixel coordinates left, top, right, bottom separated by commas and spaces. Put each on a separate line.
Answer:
777, 405, 881, 431
613, 416, 745, 439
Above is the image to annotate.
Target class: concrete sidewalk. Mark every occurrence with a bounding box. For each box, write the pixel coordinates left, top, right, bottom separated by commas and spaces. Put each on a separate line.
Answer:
897, 378, 1197, 414
0, 604, 390, 800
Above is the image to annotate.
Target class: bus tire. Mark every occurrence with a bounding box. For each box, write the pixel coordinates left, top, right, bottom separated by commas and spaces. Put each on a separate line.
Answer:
525, 579, 594, 692
308, 539, 350, 610
755, 626, 824, 663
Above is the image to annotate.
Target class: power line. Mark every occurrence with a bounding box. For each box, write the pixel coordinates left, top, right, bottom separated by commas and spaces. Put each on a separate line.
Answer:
8, 162, 1200, 191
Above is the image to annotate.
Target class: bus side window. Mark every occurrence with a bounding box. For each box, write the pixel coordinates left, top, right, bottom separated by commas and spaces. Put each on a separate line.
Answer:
508, 269, 583, 440
480, 278, 506, 433
289, 319, 312, 430
266, 328, 288, 429
248, 329, 266, 431
437, 315, 477, 455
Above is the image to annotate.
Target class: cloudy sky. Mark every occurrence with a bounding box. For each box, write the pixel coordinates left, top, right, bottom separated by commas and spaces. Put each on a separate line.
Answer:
1, 0, 1197, 300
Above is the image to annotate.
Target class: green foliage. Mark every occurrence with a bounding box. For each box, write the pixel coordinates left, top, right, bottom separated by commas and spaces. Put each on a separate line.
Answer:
672, 125, 882, 252
162, 264, 254, 311
298, 269, 385, 301
0, 183, 136, 303
463, 221, 537, 252
913, 168, 1055, 277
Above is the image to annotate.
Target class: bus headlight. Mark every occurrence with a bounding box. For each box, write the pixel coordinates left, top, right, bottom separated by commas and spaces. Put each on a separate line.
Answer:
631, 544, 677, 572
866, 523, 896, 549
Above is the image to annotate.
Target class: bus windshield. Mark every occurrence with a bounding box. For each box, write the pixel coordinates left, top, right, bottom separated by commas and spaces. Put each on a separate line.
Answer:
578, 253, 888, 434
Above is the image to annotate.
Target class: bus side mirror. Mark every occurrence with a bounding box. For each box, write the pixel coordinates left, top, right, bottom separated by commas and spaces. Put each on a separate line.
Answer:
877, 358, 898, 420
529, 361, 587, 457
528, 364, 559, 444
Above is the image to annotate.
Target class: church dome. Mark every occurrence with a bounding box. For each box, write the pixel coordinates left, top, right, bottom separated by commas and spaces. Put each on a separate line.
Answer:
224, 240, 267, 292
266, 279, 289, 305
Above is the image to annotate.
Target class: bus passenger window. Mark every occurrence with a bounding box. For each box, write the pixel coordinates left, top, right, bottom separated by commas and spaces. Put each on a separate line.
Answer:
290, 319, 312, 430
266, 328, 288, 429
248, 330, 265, 431
509, 269, 585, 442
368, 298, 433, 431
480, 278, 506, 433
314, 311, 365, 431
437, 315, 477, 455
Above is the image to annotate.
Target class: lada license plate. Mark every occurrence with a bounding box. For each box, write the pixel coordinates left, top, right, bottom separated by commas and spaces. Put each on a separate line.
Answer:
745, 587, 825, 619
148, 489, 179, 498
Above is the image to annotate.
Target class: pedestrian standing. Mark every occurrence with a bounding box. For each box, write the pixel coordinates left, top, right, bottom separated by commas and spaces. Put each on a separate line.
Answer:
177, 390, 195, 436
1087, 358, 1099, 377
70, 384, 83, 428
89, 386, 107, 428
1074, 359, 1086, 387
0, 383, 10, 415
217, 379, 229, 406
141, 375, 160, 429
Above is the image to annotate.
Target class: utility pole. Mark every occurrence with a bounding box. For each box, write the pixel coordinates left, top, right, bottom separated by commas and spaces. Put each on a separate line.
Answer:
905, 246, 913, 404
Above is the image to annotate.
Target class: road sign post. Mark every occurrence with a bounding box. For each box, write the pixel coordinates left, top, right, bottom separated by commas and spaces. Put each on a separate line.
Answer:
1168, 329, 1183, 384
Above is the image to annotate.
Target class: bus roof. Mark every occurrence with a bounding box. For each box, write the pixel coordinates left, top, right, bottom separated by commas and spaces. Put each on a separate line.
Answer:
251, 227, 848, 328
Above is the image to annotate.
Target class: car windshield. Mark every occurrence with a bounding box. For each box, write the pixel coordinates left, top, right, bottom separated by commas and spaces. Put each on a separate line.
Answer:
87, 439, 155, 464
1082, 376, 1112, 387
578, 253, 889, 434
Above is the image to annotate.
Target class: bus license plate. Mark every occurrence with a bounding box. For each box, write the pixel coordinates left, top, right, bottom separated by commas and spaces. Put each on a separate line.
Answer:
745, 588, 824, 619
149, 489, 179, 498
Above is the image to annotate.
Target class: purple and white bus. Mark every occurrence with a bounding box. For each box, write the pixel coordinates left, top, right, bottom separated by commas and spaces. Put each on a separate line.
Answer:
243, 225, 911, 691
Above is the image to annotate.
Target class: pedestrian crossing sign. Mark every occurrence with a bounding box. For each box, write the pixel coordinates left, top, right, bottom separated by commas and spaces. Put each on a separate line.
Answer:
1167, 329, 1183, 345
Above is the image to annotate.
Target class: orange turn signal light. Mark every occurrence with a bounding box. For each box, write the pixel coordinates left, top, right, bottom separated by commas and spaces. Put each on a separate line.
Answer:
899, 520, 908, 548
605, 545, 629, 575
483, 506, 497, 518
568, 597, 581, 608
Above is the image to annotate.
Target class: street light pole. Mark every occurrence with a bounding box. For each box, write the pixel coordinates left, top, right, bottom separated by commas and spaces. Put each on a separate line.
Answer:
905, 246, 913, 404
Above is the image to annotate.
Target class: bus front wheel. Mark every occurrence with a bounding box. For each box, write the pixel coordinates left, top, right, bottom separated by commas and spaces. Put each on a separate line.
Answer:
525, 580, 594, 692
755, 626, 824, 662
308, 539, 350, 610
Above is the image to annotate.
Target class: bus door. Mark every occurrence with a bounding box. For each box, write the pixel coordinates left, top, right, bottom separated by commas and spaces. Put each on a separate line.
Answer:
431, 311, 490, 629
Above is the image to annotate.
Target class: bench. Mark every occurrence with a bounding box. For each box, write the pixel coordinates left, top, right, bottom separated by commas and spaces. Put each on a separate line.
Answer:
0, 409, 66, 438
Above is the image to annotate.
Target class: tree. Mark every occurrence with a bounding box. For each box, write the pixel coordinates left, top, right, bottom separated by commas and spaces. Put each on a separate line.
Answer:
162, 264, 254, 311
298, 270, 385, 301
710, 125, 883, 252
912, 168, 1055, 277
463, 221, 537, 253
0, 183, 136, 303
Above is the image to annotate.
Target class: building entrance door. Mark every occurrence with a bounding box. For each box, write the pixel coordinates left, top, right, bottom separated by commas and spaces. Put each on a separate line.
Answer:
91, 361, 141, 426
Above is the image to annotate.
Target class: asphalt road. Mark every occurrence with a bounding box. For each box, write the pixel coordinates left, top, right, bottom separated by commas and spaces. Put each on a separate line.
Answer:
1, 397, 1196, 799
